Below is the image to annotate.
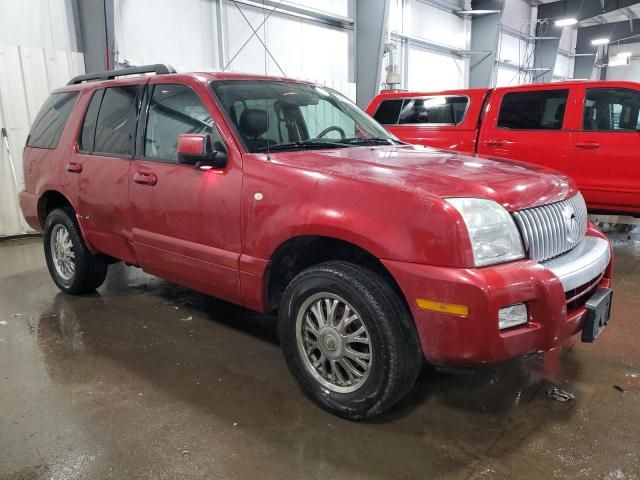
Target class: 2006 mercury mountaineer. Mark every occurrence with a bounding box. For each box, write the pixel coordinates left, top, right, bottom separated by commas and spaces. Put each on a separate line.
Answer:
19, 65, 613, 419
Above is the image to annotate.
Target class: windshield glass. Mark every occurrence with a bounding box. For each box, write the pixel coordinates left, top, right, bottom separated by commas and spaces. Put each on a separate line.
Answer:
210, 80, 398, 153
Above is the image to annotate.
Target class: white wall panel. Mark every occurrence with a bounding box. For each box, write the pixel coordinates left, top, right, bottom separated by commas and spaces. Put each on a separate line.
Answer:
289, 0, 350, 16
0, 46, 84, 237
495, 66, 520, 87
0, 0, 77, 51
114, 0, 218, 71
407, 47, 465, 91
498, 33, 529, 65
606, 43, 640, 81
406, 1, 467, 49
502, 0, 533, 31
224, 2, 351, 83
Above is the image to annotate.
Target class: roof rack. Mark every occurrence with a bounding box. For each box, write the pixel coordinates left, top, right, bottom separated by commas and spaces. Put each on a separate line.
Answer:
67, 64, 176, 85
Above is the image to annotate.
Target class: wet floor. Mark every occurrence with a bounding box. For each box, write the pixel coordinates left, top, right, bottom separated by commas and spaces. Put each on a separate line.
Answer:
1, 235, 640, 480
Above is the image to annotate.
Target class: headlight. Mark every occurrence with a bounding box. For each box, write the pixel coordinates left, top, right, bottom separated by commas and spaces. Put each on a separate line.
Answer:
446, 198, 525, 267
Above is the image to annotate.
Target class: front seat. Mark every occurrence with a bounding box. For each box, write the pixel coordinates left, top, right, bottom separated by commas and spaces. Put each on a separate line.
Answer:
239, 108, 270, 151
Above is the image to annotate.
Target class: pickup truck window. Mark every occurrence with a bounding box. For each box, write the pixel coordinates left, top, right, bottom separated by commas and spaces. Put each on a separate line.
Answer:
373, 96, 468, 126
583, 88, 640, 131
498, 90, 568, 130
372, 99, 403, 124
27, 92, 78, 149
211, 80, 395, 153
398, 96, 468, 125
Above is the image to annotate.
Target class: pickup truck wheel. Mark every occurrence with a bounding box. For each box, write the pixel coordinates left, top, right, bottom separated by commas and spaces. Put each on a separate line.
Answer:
43, 207, 108, 294
278, 261, 422, 420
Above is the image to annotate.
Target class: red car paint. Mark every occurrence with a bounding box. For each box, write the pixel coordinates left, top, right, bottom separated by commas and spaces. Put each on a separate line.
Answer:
20, 73, 613, 367
367, 81, 640, 216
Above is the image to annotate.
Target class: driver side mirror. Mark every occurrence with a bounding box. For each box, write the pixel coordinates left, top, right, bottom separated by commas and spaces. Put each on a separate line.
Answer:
177, 133, 227, 169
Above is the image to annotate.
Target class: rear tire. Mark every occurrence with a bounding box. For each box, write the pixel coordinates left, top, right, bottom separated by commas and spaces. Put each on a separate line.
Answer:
278, 261, 422, 420
43, 207, 108, 294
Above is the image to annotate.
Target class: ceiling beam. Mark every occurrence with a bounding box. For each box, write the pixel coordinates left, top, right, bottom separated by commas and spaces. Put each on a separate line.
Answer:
537, 0, 640, 24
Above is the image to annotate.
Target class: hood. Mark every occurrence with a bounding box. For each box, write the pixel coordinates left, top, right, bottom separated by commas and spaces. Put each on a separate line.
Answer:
266, 144, 576, 212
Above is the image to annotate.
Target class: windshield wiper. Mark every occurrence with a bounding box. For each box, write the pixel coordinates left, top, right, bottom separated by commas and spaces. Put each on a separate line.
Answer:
338, 137, 397, 146
254, 139, 348, 152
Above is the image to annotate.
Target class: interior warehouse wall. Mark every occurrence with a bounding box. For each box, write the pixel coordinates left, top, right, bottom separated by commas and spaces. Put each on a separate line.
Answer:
114, 0, 355, 98
0, 0, 84, 237
495, 0, 536, 87
605, 43, 640, 82
387, 0, 470, 91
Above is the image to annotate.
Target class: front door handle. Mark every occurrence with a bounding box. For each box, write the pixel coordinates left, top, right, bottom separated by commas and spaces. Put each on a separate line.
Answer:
133, 171, 157, 186
66, 162, 83, 173
484, 139, 507, 148
574, 142, 601, 150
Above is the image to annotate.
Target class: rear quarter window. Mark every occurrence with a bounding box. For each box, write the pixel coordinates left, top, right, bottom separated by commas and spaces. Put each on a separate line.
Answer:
27, 92, 78, 149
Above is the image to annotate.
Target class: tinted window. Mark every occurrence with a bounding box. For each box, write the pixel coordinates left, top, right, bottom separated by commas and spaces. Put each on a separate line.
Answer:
27, 92, 78, 149
398, 96, 468, 125
373, 99, 403, 124
144, 84, 219, 162
584, 88, 640, 131
498, 90, 568, 130
94, 86, 139, 155
78, 89, 104, 152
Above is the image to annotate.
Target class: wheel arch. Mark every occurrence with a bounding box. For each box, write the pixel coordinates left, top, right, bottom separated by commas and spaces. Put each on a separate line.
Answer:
264, 235, 410, 315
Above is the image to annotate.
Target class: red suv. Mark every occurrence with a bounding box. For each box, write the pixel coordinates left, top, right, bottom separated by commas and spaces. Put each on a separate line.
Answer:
20, 65, 613, 419
367, 81, 640, 216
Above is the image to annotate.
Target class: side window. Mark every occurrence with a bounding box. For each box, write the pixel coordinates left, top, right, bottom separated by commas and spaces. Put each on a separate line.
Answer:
27, 92, 78, 149
145, 84, 220, 163
498, 90, 569, 130
583, 88, 640, 131
78, 89, 104, 152
94, 86, 140, 156
373, 99, 403, 124
398, 96, 468, 125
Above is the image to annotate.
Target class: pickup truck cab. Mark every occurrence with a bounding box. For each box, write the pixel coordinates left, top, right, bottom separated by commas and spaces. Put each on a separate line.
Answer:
367, 81, 640, 216
20, 66, 613, 419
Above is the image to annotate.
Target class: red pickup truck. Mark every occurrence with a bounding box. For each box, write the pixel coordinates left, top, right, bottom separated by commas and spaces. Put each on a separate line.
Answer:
20, 66, 613, 419
367, 81, 640, 216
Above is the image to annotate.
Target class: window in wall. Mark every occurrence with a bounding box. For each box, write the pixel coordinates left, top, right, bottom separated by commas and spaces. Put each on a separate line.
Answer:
498, 90, 569, 130
27, 92, 78, 149
398, 96, 468, 125
78, 89, 104, 152
144, 84, 220, 163
373, 99, 404, 124
94, 86, 140, 155
583, 88, 640, 131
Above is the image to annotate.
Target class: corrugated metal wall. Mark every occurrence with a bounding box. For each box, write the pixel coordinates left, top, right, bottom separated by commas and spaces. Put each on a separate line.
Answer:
0, 46, 84, 237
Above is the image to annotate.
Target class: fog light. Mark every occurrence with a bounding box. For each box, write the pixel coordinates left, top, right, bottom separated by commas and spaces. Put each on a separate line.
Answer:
499, 304, 528, 330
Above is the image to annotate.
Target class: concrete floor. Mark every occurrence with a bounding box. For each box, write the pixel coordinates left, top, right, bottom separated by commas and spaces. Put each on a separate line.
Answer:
1, 235, 639, 480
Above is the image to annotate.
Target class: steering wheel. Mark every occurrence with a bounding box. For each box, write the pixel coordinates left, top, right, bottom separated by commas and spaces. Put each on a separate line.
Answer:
316, 126, 346, 139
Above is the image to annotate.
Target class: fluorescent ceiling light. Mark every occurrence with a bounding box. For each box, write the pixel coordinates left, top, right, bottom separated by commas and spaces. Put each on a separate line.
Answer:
458, 9, 500, 14
555, 17, 578, 27
591, 38, 610, 46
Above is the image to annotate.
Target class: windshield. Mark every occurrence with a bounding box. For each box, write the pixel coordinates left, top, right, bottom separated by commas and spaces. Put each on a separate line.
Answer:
210, 80, 399, 153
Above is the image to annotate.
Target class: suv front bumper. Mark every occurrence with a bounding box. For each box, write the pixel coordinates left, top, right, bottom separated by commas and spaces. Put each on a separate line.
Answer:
383, 228, 613, 367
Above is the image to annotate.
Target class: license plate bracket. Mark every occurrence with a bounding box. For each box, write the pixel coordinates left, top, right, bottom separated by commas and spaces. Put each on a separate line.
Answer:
581, 287, 613, 343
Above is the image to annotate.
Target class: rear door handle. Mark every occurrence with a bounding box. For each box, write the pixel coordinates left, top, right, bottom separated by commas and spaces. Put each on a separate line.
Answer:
133, 171, 157, 186
66, 162, 83, 173
484, 139, 507, 147
574, 142, 601, 150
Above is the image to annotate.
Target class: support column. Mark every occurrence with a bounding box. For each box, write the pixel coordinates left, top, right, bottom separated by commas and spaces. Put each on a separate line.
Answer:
469, 0, 505, 88
355, 0, 390, 108
70, 0, 115, 73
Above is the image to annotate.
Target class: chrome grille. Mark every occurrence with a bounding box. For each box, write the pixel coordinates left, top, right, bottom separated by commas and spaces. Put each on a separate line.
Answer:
513, 193, 588, 263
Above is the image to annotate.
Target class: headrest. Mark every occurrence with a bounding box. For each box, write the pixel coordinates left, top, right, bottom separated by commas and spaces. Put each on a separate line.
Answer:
239, 108, 268, 138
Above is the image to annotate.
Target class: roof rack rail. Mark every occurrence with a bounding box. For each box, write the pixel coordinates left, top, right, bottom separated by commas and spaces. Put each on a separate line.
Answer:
67, 64, 176, 85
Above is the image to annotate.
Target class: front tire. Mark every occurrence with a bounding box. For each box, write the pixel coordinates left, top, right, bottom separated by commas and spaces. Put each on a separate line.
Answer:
43, 207, 108, 294
278, 261, 422, 420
